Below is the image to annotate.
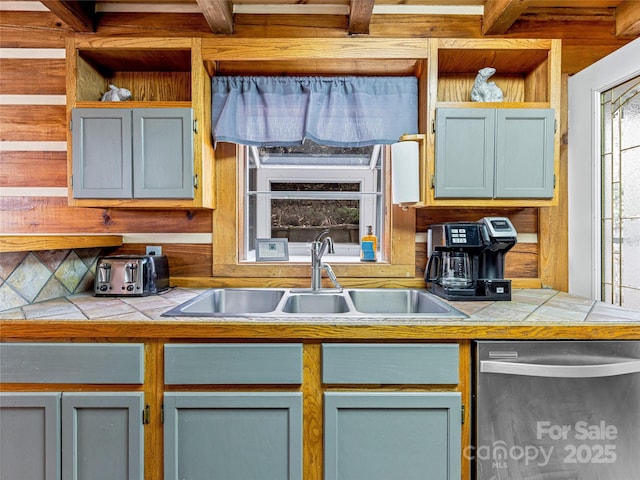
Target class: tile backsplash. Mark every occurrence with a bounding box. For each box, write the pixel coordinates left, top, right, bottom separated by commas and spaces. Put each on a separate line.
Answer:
0, 248, 101, 312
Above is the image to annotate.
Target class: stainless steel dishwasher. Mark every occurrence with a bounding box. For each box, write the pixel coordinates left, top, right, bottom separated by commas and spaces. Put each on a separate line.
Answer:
475, 341, 640, 480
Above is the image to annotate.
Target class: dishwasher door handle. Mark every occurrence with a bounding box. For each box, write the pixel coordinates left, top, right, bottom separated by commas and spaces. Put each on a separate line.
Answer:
480, 359, 640, 378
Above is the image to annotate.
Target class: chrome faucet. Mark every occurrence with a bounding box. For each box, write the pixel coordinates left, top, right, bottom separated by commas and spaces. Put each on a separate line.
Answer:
310, 229, 342, 292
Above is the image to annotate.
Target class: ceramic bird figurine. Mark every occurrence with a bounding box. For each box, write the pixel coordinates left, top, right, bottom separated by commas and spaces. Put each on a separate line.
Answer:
101, 84, 132, 102
471, 67, 503, 102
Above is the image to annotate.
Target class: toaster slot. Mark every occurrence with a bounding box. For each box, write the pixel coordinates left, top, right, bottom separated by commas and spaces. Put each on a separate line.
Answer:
124, 262, 139, 286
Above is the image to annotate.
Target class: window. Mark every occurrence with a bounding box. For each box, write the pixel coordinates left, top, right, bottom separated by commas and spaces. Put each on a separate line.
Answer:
241, 140, 385, 261
600, 75, 640, 308
568, 40, 640, 300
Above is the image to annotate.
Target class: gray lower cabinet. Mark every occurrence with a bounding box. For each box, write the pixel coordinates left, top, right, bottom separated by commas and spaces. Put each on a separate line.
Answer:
0, 342, 145, 384
322, 343, 462, 480
164, 343, 303, 385
324, 392, 462, 480
71, 107, 194, 199
0, 392, 144, 480
435, 108, 555, 199
0, 343, 145, 480
163, 343, 304, 480
163, 392, 303, 480
0, 393, 60, 480
62, 392, 144, 480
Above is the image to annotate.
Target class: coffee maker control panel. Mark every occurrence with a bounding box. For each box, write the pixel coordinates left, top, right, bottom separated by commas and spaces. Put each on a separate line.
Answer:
450, 227, 468, 244
431, 222, 483, 248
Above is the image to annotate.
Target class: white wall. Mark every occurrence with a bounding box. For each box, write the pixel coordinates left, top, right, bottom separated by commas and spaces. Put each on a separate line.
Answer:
568, 38, 640, 299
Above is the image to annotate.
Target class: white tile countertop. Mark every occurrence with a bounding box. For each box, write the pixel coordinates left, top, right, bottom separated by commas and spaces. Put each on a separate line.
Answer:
1, 288, 639, 324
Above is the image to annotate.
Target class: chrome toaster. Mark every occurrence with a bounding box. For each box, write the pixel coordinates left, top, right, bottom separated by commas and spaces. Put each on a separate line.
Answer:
94, 255, 170, 296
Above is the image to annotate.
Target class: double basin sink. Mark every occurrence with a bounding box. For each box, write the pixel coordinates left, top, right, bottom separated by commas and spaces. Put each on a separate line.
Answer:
162, 288, 467, 318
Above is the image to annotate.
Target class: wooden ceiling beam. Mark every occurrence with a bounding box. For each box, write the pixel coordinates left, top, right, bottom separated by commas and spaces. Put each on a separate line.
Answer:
615, 0, 640, 36
196, 0, 234, 34
349, 0, 375, 35
40, 0, 96, 32
482, 0, 530, 35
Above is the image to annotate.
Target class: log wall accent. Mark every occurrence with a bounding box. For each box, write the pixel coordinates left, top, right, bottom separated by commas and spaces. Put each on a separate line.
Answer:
1, 9, 633, 291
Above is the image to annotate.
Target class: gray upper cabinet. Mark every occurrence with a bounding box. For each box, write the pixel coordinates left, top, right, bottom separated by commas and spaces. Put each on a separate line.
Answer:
435, 108, 495, 198
72, 107, 194, 199
494, 109, 556, 198
132, 109, 194, 198
71, 108, 132, 198
435, 108, 555, 199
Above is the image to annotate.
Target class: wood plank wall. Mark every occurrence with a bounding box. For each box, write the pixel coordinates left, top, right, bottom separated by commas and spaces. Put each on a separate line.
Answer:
0, 13, 213, 278
0, 9, 632, 289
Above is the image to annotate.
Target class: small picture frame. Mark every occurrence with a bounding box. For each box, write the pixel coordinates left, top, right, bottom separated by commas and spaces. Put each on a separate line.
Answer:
256, 238, 289, 262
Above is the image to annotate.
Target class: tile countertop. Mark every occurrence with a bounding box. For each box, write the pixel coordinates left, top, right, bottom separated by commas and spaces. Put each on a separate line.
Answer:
1, 287, 639, 324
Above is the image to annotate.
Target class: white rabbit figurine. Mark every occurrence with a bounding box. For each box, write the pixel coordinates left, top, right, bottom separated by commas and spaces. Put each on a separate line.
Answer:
471, 67, 503, 102
101, 84, 132, 102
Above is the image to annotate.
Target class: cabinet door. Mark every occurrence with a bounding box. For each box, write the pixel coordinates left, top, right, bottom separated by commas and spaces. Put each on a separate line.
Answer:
0, 393, 61, 480
164, 392, 303, 480
324, 392, 461, 480
435, 108, 494, 198
495, 109, 555, 198
132, 108, 194, 199
71, 108, 132, 198
61, 393, 144, 480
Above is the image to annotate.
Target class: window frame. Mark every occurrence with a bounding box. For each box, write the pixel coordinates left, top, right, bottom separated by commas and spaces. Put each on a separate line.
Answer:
211, 142, 417, 285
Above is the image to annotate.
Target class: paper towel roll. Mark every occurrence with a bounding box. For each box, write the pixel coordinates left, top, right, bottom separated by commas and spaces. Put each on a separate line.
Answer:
391, 140, 420, 204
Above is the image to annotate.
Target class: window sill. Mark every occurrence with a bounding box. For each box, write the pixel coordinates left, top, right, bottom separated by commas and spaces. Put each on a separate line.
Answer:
244, 254, 383, 264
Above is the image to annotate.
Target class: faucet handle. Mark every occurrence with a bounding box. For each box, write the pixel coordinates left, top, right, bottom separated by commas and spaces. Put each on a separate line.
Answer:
323, 264, 343, 291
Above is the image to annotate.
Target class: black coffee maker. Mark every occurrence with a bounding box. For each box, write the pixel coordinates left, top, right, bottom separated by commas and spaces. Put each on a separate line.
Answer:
425, 217, 517, 301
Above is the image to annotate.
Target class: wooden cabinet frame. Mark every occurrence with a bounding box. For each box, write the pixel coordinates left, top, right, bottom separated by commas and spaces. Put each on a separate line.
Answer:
65, 36, 215, 208
426, 38, 562, 207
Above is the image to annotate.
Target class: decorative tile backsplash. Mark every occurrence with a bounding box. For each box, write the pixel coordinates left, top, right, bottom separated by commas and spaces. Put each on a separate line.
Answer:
0, 248, 101, 312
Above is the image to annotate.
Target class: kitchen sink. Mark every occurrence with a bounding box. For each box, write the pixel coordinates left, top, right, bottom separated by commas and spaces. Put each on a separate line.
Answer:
282, 293, 350, 314
162, 288, 467, 318
167, 288, 285, 315
348, 289, 452, 315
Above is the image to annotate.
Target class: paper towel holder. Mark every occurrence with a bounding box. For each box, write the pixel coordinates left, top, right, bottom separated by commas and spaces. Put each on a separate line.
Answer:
391, 133, 427, 209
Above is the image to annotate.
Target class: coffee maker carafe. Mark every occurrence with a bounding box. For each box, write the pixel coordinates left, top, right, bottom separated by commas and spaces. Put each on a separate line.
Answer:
425, 217, 517, 301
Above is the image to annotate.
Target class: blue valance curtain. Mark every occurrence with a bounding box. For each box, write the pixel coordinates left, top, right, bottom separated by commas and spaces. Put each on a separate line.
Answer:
211, 76, 418, 147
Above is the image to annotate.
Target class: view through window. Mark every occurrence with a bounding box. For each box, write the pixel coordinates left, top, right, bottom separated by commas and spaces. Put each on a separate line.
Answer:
242, 140, 385, 260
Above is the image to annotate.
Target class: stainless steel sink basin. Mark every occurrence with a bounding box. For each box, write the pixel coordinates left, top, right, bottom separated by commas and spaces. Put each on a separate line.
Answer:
167, 288, 285, 315
282, 293, 350, 314
348, 289, 452, 315
162, 288, 467, 318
